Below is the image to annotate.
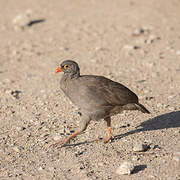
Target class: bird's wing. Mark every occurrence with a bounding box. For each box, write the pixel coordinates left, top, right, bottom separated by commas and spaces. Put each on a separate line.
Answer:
79, 75, 138, 106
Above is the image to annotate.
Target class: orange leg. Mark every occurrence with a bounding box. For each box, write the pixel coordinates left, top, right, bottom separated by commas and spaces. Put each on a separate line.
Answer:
50, 114, 90, 148
103, 117, 114, 143
51, 130, 81, 147
96, 117, 114, 143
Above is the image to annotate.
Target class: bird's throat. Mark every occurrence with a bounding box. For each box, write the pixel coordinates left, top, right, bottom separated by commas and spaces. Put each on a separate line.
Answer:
64, 72, 80, 80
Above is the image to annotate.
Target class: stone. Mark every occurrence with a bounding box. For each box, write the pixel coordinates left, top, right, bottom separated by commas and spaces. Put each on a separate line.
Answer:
176, 50, 180, 55
116, 161, 134, 175
157, 103, 163, 108
132, 28, 144, 36
53, 135, 61, 141
123, 45, 140, 51
12, 10, 32, 30
133, 142, 148, 152
12, 146, 20, 153
145, 35, 160, 44
173, 152, 180, 162
168, 106, 176, 111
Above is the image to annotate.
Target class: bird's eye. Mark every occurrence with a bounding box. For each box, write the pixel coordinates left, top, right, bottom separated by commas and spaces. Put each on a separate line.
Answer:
64, 65, 68, 69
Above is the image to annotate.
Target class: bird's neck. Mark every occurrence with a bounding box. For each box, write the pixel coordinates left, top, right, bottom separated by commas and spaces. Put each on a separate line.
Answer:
63, 72, 80, 81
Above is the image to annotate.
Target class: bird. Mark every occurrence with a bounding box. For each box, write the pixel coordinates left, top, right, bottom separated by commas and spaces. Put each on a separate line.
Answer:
52, 60, 150, 147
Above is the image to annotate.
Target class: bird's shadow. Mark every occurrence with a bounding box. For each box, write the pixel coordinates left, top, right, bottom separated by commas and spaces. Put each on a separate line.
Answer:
115, 111, 180, 140
59, 111, 180, 148
58, 140, 96, 148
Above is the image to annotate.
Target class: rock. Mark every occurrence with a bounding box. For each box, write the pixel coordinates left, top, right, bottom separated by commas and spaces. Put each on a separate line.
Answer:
75, 151, 85, 157
12, 9, 45, 30
145, 96, 154, 100
97, 162, 104, 167
132, 155, 140, 161
123, 45, 140, 51
53, 135, 61, 141
133, 142, 149, 152
157, 103, 163, 108
173, 152, 180, 162
58, 125, 65, 135
12, 146, 21, 153
152, 144, 161, 150
135, 38, 146, 46
12, 10, 32, 30
176, 50, 180, 55
168, 106, 176, 111
145, 35, 160, 44
4, 79, 13, 84
132, 28, 144, 36
11, 50, 19, 56
167, 95, 175, 99
116, 161, 134, 175
16, 126, 26, 131
11, 90, 21, 99
38, 166, 43, 171
123, 45, 134, 50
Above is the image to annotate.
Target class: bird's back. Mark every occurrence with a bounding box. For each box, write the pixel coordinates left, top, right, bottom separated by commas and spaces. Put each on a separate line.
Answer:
61, 75, 138, 112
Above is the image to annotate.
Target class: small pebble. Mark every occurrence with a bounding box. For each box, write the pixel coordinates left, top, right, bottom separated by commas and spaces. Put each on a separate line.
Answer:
4, 79, 13, 84
123, 45, 134, 50
16, 126, 26, 131
53, 135, 61, 141
132, 156, 139, 161
135, 38, 146, 45
176, 50, 180, 55
145, 96, 154, 100
132, 28, 144, 36
12, 146, 20, 153
173, 152, 180, 162
123, 45, 140, 51
168, 95, 175, 99
97, 162, 104, 167
157, 103, 163, 108
133, 142, 148, 152
12, 11, 31, 30
145, 35, 160, 44
11, 90, 21, 99
58, 126, 65, 134
38, 166, 43, 171
115, 161, 134, 175
152, 144, 161, 150
168, 107, 175, 111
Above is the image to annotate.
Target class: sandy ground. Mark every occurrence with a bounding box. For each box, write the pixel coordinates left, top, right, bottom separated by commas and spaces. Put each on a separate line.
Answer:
0, 0, 180, 179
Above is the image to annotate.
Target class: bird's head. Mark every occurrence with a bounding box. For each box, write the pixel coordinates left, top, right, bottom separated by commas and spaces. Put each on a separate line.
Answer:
55, 60, 80, 77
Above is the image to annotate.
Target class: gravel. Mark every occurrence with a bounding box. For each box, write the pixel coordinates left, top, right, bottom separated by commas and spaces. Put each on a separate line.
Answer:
0, 0, 180, 179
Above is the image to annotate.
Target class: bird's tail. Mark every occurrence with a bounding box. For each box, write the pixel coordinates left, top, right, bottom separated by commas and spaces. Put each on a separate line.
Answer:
135, 103, 150, 114
122, 103, 150, 114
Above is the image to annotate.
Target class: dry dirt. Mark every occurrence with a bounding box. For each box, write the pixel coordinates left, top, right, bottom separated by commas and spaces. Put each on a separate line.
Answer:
0, 0, 180, 179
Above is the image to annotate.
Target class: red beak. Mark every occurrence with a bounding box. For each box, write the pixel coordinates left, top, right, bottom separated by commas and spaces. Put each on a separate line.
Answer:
55, 66, 63, 73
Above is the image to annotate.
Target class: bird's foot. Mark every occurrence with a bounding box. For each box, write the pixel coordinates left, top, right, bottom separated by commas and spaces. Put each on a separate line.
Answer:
96, 134, 114, 143
103, 134, 114, 143
50, 130, 81, 148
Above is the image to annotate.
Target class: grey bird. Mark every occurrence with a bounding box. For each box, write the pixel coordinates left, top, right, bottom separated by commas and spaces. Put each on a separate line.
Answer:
52, 60, 150, 147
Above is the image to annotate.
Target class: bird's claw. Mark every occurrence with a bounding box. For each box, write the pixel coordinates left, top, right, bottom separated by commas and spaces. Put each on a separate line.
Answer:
96, 134, 114, 143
